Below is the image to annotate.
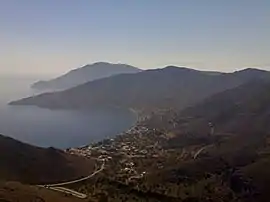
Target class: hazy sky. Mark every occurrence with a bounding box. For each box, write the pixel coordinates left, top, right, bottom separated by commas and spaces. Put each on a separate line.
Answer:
1, 0, 269, 76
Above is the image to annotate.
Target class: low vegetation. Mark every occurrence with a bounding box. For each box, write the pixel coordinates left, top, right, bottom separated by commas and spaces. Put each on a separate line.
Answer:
0, 135, 95, 184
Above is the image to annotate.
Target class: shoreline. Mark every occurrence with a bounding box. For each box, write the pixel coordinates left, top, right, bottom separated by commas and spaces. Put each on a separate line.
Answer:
5, 104, 140, 150
75, 107, 146, 150
72, 107, 141, 149
128, 108, 139, 125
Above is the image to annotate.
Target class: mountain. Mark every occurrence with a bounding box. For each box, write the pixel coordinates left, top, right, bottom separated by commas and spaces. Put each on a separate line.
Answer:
11, 67, 270, 111
31, 62, 141, 90
145, 77, 270, 134
175, 79, 270, 136
0, 134, 95, 184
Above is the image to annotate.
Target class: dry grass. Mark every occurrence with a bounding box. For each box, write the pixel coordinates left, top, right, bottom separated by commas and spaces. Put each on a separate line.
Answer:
0, 181, 90, 202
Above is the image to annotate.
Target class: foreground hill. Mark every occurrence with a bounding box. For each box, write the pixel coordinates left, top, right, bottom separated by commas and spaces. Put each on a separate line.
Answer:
0, 181, 85, 202
0, 134, 95, 184
32, 62, 141, 90
11, 67, 270, 111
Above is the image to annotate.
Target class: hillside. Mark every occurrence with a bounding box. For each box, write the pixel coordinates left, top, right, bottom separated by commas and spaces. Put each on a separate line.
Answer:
158, 80, 270, 202
102, 79, 270, 202
0, 181, 86, 202
31, 62, 141, 90
0, 134, 95, 184
165, 79, 270, 136
11, 67, 270, 111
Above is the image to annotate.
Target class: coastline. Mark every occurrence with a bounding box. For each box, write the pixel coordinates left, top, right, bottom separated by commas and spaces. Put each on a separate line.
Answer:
72, 107, 140, 149
128, 108, 139, 125
5, 103, 138, 149
75, 107, 145, 150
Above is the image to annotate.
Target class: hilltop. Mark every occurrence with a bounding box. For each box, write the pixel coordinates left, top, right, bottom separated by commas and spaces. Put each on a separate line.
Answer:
32, 62, 141, 90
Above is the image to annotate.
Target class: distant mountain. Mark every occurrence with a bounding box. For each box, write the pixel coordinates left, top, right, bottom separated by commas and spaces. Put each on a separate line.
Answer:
32, 62, 141, 90
0, 134, 94, 184
11, 67, 270, 111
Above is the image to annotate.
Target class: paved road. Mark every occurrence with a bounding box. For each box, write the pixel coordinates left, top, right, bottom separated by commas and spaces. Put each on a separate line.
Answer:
128, 175, 143, 181
46, 186, 88, 199
180, 148, 186, 159
193, 145, 213, 159
42, 160, 105, 187
38, 160, 105, 199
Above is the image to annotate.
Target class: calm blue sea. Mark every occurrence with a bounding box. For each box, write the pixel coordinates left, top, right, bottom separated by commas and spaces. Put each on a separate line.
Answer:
0, 76, 136, 149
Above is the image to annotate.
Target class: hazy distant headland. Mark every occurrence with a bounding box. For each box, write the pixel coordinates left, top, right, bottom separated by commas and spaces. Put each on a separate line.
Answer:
31, 62, 142, 91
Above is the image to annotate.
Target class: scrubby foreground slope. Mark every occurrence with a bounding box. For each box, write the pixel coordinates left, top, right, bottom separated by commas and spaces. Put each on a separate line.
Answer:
0, 181, 86, 202
0, 134, 95, 184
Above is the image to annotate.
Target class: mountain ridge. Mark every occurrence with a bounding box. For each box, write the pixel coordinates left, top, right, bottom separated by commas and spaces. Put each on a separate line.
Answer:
32, 62, 141, 90
11, 66, 270, 111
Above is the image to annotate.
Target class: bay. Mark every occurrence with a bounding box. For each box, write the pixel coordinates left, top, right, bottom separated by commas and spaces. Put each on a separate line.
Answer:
0, 76, 136, 149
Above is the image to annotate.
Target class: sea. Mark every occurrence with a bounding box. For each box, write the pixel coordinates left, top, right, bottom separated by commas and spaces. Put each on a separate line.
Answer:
0, 76, 136, 149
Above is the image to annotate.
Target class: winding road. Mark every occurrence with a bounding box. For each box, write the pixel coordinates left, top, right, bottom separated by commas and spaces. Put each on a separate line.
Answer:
47, 187, 88, 199
45, 160, 105, 187
193, 145, 213, 159
38, 159, 106, 199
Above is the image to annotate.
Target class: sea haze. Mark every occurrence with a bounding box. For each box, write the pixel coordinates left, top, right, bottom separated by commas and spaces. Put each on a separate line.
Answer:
0, 76, 136, 149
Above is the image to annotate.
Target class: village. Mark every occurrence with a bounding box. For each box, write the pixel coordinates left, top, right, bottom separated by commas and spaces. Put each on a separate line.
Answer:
66, 124, 170, 183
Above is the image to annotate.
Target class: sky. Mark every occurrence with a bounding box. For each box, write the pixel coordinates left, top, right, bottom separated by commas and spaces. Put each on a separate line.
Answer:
0, 0, 269, 76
